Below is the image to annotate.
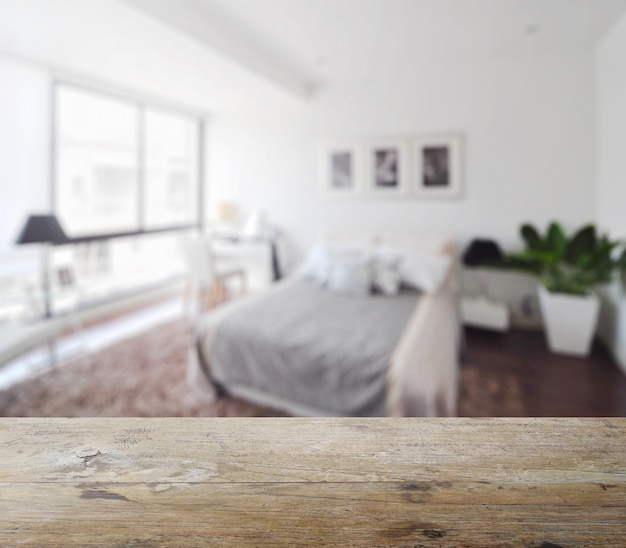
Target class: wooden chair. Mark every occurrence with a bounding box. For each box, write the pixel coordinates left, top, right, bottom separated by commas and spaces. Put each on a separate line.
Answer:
180, 233, 246, 315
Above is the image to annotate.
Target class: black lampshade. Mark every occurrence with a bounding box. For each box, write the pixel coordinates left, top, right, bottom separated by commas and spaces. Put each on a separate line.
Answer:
15, 214, 68, 245
463, 238, 503, 267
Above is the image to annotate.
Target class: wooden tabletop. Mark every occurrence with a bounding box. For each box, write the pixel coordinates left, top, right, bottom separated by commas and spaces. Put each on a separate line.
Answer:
0, 418, 624, 546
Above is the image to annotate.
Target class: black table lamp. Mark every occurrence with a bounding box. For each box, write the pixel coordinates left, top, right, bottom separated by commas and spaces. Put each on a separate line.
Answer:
462, 239, 503, 268
16, 214, 69, 317
462, 239, 503, 298
16, 215, 68, 246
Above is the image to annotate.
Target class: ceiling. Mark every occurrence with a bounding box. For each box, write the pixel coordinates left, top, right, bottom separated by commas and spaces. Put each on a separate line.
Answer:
0, 0, 624, 111
199, 0, 626, 81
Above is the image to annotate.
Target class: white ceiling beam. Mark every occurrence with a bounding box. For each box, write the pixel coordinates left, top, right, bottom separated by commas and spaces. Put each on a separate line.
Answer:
121, 0, 313, 100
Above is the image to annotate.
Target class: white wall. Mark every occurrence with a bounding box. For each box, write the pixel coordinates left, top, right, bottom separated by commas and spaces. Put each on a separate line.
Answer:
597, 12, 626, 235
0, 56, 50, 253
596, 10, 626, 372
207, 49, 596, 323
208, 50, 596, 255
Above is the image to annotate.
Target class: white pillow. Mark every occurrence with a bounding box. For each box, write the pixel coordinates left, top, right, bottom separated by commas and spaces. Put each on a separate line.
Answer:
300, 242, 451, 294
298, 243, 373, 287
326, 254, 372, 297
371, 247, 403, 295
401, 250, 451, 293
297, 243, 330, 285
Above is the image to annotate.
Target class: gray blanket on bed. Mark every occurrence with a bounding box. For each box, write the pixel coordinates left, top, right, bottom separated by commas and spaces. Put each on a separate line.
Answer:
210, 279, 420, 416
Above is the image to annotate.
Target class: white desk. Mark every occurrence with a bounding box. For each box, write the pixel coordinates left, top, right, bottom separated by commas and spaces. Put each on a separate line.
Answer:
212, 237, 277, 292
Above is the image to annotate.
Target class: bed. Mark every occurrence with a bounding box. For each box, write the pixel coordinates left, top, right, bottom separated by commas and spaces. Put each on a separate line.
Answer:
189, 230, 460, 417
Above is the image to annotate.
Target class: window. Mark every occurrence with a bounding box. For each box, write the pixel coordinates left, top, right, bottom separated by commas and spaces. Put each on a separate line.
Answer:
144, 109, 199, 229
54, 84, 201, 238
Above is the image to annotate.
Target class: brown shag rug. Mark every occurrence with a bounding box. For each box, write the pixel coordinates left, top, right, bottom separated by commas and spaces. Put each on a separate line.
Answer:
0, 319, 522, 417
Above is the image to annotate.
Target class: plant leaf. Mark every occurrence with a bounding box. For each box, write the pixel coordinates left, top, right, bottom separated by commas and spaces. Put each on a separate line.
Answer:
490, 254, 542, 275
575, 253, 593, 270
525, 249, 558, 266
547, 222, 566, 259
566, 224, 596, 263
520, 224, 543, 251
503, 222, 624, 295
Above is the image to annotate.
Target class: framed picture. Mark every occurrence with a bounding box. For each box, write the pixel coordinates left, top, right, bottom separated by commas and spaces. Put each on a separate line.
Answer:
413, 133, 462, 199
321, 144, 362, 196
366, 140, 408, 196
57, 267, 73, 287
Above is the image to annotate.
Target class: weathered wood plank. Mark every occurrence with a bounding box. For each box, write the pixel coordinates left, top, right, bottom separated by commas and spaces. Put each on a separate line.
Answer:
1, 418, 624, 484
0, 418, 624, 546
2, 483, 626, 546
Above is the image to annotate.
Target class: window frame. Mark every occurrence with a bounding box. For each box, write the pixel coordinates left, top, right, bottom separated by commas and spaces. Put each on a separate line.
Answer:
51, 81, 204, 243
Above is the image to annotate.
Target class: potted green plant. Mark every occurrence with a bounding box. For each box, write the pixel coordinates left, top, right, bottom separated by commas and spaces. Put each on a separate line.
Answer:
498, 222, 626, 357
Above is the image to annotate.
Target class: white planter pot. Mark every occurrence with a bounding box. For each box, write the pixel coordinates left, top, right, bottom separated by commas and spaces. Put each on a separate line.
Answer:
537, 286, 600, 357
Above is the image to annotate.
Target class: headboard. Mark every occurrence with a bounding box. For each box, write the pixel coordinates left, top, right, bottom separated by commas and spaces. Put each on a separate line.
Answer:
318, 228, 455, 258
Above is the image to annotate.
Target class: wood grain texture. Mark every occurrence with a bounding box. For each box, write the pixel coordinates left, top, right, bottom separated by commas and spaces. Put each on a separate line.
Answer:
0, 418, 624, 546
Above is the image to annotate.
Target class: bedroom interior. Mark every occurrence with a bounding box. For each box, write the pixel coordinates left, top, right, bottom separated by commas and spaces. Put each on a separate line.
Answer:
1, 0, 626, 418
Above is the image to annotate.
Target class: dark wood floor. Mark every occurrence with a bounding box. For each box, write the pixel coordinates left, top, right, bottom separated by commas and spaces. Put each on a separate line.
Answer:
462, 327, 626, 416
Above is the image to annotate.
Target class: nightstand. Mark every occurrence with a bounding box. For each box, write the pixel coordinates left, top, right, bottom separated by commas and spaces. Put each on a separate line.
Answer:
460, 295, 510, 331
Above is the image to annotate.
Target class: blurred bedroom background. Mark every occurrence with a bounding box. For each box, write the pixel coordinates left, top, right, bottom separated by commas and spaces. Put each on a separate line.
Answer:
1, 0, 626, 417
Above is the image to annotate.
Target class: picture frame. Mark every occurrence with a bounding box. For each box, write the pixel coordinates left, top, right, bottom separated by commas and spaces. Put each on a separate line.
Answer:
57, 266, 74, 287
412, 133, 463, 199
365, 139, 408, 196
321, 144, 362, 197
